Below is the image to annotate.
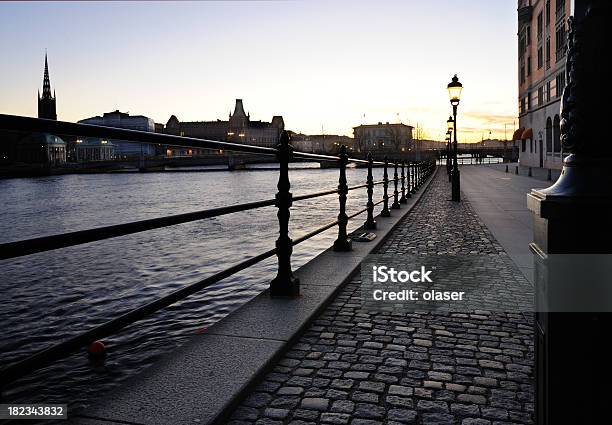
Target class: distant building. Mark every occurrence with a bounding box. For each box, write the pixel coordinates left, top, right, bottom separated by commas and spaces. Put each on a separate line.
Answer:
38, 53, 57, 120
11, 55, 65, 165
516, 0, 570, 170
16, 133, 66, 165
353, 122, 413, 154
163, 99, 284, 148
291, 133, 354, 154
78, 110, 156, 158
75, 137, 114, 162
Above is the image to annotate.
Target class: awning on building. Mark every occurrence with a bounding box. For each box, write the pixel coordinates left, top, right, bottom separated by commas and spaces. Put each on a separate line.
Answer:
512, 127, 525, 140
521, 128, 533, 140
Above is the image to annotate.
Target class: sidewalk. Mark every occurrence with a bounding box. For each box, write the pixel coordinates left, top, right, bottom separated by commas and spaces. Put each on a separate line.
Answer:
227, 171, 535, 425
459, 165, 554, 284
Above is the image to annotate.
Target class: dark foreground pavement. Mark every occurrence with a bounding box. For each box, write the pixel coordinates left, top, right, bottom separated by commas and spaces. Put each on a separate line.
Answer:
227, 170, 535, 425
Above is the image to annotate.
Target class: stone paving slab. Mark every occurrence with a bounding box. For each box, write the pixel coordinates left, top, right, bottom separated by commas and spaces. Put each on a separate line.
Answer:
227, 171, 535, 425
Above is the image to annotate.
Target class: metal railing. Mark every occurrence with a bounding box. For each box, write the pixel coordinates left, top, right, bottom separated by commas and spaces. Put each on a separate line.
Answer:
0, 113, 436, 394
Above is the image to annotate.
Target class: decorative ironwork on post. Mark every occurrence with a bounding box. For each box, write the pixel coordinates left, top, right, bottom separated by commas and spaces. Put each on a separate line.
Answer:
270, 130, 300, 297
333, 145, 352, 252
381, 156, 391, 217
400, 160, 407, 203
391, 161, 401, 209
364, 152, 377, 229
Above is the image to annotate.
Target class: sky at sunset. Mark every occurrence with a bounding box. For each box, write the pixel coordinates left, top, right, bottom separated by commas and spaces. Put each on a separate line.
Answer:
0, 1, 519, 142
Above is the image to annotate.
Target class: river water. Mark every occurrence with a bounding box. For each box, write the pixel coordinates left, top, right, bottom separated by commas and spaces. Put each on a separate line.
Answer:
0, 165, 387, 413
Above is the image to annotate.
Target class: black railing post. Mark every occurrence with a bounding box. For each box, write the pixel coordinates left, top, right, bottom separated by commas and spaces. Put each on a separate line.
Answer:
381, 156, 391, 217
400, 160, 407, 204
391, 161, 401, 209
364, 152, 377, 229
419, 162, 423, 185
409, 162, 415, 193
333, 145, 352, 252
406, 161, 412, 199
270, 131, 300, 297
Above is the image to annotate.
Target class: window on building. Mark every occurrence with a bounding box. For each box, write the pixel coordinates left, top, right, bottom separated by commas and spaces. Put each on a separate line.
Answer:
556, 24, 566, 61
537, 47, 543, 69
546, 0, 551, 24
519, 35, 526, 57
546, 117, 553, 153
520, 97, 526, 114
527, 57, 531, 76
546, 81, 551, 101
546, 38, 551, 69
537, 12, 543, 41
556, 72, 566, 98
538, 86, 544, 106
527, 93, 532, 110
520, 64, 525, 84
522, 139, 527, 152
556, 0, 564, 19
553, 115, 561, 152
526, 25, 531, 45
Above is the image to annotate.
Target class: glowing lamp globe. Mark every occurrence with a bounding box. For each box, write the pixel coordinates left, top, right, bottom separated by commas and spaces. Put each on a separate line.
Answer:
447, 74, 463, 106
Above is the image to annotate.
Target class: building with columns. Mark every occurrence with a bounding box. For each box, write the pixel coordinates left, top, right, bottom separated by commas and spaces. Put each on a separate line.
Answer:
78, 110, 156, 159
515, 0, 571, 170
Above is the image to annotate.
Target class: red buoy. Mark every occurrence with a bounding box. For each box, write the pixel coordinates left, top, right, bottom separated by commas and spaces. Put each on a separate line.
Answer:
87, 341, 106, 359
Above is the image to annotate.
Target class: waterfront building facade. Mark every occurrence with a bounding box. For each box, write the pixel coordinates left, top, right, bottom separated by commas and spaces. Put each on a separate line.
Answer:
78, 110, 156, 158
353, 122, 414, 155
16, 133, 66, 165
516, 0, 570, 170
290, 133, 354, 155
163, 99, 284, 148
75, 138, 114, 162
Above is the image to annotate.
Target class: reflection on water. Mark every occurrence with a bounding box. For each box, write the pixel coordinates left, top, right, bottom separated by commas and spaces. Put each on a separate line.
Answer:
0, 166, 385, 411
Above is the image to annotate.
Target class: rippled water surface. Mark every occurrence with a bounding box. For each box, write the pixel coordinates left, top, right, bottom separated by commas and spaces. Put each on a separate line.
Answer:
0, 166, 387, 413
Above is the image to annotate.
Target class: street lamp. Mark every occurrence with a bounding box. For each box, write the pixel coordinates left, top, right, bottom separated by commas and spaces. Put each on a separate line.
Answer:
447, 116, 453, 182
446, 131, 452, 182
447, 74, 463, 202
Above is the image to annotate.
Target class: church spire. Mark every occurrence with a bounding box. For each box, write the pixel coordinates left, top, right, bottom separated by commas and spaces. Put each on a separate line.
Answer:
41, 52, 53, 99
38, 51, 57, 120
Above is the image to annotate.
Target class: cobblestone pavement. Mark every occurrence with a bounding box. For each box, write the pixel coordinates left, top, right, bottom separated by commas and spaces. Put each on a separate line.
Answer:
228, 170, 535, 425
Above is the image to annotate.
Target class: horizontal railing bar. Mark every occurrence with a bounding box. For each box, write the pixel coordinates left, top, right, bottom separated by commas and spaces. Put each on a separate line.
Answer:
292, 150, 383, 165
0, 180, 387, 260
0, 114, 278, 156
0, 114, 382, 165
0, 246, 278, 386
293, 196, 387, 245
0, 198, 277, 261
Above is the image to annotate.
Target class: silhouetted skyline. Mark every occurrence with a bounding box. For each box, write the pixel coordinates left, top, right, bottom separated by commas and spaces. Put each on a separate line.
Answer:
0, 0, 518, 141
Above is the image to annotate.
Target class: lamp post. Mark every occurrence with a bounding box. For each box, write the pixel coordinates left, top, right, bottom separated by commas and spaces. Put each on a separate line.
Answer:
447, 116, 453, 182
447, 74, 463, 202
445, 131, 451, 182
